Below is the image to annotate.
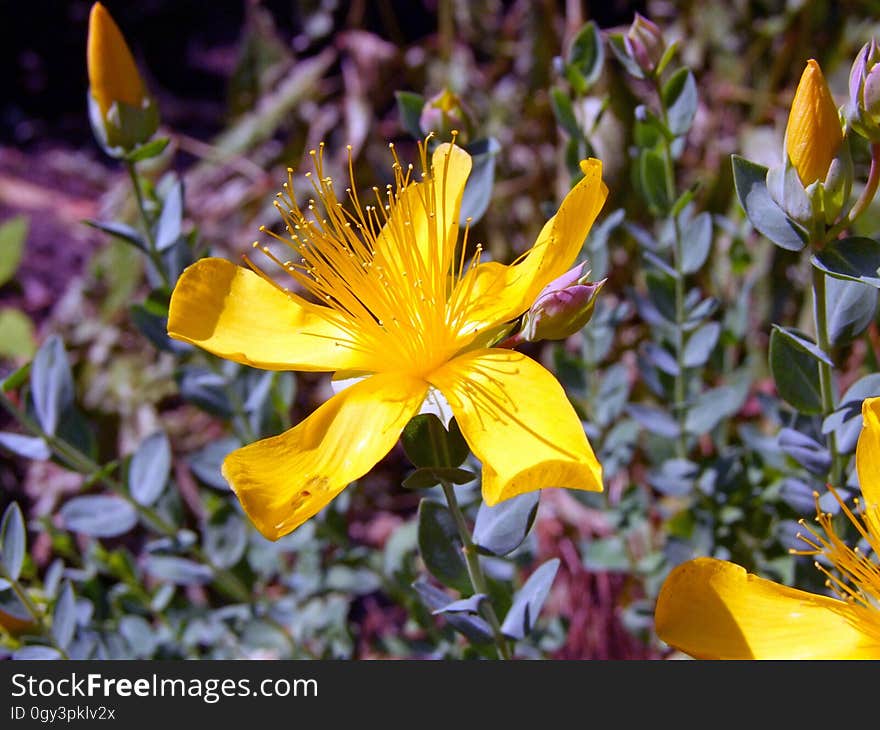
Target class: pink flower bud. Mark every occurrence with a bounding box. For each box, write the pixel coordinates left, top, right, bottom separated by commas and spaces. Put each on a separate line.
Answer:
519, 263, 605, 342
626, 13, 665, 75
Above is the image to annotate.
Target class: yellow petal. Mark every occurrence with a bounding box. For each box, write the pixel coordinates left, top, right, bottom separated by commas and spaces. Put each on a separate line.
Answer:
87, 3, 146, 118
375, 142, 471, 281
455, 159, 607, 333
167, 257, 373, 372
655, 557, 880, 659
428, 348, 602, 505
785, 59, 843, 186
856, 396, 880, 541
223, 372, 428, 540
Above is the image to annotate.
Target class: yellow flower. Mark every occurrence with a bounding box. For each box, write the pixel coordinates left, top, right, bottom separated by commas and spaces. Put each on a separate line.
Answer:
87, 2, 147, 119
168, 142, 608, 540
784, 59, 844, 186
654, 396, 880, 659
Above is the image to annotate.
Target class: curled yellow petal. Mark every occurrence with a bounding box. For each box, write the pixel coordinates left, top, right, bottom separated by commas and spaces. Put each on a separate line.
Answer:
223, 373, 428, 540
86, 2, 146, 117
655, 557, 880, 659
785, 59, 843, 186
455, 158, 607, 332
167, 257, 375, 372
856, 396, 880, 540
428, 348, 602, 505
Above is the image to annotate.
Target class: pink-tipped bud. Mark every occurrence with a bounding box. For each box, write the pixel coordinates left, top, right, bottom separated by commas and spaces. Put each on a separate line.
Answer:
626, 13, 665, 75
419, 89, 469, 141
520, 262, 605, 342
849, 39, 880, 142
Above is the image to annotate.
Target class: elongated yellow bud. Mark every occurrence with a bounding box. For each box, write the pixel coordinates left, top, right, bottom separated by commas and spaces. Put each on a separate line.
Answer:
87, 2, 146, 118
785, 59, 844, 186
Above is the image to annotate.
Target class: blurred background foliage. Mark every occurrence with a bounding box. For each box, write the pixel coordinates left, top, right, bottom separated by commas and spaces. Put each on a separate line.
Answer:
3, 0, 880, 659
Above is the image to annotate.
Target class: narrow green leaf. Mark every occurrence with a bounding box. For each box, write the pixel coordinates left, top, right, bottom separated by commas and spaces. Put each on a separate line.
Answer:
0, 502, 26, 581
0, 215, 28, 287
567, 21, 604, 88
129, 431, 171, 506
662, 68, 698, 136
30, 335, 75, 436
395, 91, 426, 139
550, 88, 581, 138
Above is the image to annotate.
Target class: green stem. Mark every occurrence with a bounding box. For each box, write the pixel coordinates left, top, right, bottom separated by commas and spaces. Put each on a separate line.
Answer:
847, 142, 880, 226
125, 160, 170, 289
672, 215, 688, 458
654, 76, 688, 458
811, 267, 844, 486
438, 480, 511, 660
0, 392, 250, 603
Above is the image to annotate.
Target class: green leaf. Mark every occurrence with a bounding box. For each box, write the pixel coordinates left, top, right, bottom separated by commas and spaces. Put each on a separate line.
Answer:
607, 33, 644, 78
567, 21, 604, 90
402, 467, 475, 490
155, 178, 184, 252
681, 211, 712, 273
770, 325, 832, 366
731, 155, 806, 251
144, 556, 213, 586
51, 581, 76, 649
0, 308, 36, 360
459, 137, 500, 225
0, 215, 28, 287
662, 68, 698, 136
401, 414, 469, 468
822, 373, 880, 453
60, 495, 138, 537
84, 220, 146, 251
1, 502, 26, 581
0, 432, 50, 461
683, 321, 720, 368
826, 276, 877, 346
125, 137, 170, 162
473, 491, 540, 557
395, 91, 426, 139
431, 593, 487, 615
769, 327, 822, 414
500, 558, 559, 640
811, 237, 880, 288
550, 88, 581, 138
188, 436, 240, 490
128, 431, 171, 506
30, 334, 75, 436
203, 510, 247, 569
684, 379, 750, 434
639, 148, 669, 212
417, 500, 470, 594
412, 580, 493, 644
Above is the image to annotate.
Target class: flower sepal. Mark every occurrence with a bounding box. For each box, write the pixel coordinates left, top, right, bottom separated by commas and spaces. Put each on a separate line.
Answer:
88, 92, 160, 159
768, 131, 853, 231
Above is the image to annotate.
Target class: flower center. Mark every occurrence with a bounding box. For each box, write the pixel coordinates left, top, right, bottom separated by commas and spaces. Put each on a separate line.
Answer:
793, 485, 880, 641
246, 139, 483, 378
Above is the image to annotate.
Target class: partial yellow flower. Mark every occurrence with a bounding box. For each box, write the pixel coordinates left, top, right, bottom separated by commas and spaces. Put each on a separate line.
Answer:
168, 141, 608, 540
785, 59, 844, 186
654, 396, 880, 659
87, 3, 147, 119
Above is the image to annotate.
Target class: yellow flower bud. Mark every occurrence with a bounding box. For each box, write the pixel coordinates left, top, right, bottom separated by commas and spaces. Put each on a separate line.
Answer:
784, 59, 844, 186
87, 2, 146, 119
